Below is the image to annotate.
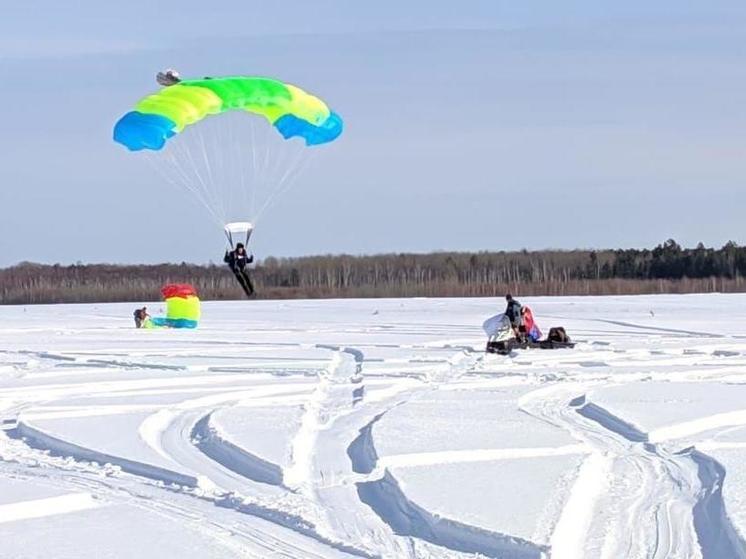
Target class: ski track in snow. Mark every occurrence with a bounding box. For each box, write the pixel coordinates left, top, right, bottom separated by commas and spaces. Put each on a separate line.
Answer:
349, 398, 549, 558
521, 386, 746, 559
3, 297, 746, 557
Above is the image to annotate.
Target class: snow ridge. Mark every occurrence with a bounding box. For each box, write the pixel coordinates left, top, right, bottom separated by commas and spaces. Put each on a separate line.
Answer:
573, 398, 746, 558
191, 412, 284, 487
357, 471, 546, 558
522, 386, 746, 558
285, 345, 364, 492
573, 397, 648, 443
345, 356, 548, 558
347, 411, 386, 475
3, 420, 375, 558
7, 421, 198, 487
689, 449, 746, 558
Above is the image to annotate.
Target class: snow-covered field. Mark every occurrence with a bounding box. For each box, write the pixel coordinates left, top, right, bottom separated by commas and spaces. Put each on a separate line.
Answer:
2, 294, 746, 559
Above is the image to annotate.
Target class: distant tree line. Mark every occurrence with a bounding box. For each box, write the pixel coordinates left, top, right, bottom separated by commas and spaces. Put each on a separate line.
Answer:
1, 239, 745, 305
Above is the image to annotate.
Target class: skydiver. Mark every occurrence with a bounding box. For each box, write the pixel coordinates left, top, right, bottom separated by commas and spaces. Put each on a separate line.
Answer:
224, 243, 255, 298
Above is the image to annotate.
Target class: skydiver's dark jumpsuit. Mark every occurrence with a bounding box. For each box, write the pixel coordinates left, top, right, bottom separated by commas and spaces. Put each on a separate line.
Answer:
224, 248, 255, 297
505, 299, 524, 337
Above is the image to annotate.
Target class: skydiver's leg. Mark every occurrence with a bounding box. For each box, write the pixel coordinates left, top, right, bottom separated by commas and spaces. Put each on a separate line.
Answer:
241, 270, 255, 296
232, 269, 253, 298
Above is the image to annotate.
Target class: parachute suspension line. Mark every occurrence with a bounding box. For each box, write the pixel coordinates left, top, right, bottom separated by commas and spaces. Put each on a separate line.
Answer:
144, 152, 224, 228
139, 111, 328, 232
259, 125, 272, 215
177, 131, 225, 224
195, 124, 225, 223
250, 118, 257, 218
176, 132, 226, 224
216, 121, 231, 221
237, 118, 251, 222
254, 147, 317, 223
166, 146, 224, 227
114, 75, 343, 240
145, 151, 212, 225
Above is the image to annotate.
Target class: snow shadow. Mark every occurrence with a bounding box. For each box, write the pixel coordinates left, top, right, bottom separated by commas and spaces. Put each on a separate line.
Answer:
348, 410, 545, 558
7, 421, 197, 487
357, 472, 546, 559
688, 449, 746, 558
191, 413, 284, 487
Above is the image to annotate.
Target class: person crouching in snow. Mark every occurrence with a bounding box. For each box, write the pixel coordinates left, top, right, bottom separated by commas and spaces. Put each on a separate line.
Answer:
133, 306, 149, 328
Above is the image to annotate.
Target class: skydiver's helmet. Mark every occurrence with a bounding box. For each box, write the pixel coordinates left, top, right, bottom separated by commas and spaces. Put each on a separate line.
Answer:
236, 243, 245, 254
156, 69, 181, 87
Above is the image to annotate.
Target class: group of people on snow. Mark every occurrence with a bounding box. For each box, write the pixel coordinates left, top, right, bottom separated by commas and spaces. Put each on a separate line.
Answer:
500, 294, 569, 345
503, 294, 541, 342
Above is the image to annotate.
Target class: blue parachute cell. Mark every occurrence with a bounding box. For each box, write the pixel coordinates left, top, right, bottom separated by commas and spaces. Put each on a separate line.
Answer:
275, 112, 343, 146
113, 111, 177, 151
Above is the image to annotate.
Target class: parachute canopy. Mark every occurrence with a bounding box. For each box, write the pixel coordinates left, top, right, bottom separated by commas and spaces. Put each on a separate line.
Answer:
150, 284, 200, 329
113, 76, 343, 151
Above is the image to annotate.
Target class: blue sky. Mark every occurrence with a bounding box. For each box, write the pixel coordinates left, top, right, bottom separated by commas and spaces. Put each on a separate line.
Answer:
1, 1, 745, 265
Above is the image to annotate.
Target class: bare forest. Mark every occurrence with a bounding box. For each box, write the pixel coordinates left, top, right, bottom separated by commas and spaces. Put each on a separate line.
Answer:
1, 239, 745, 304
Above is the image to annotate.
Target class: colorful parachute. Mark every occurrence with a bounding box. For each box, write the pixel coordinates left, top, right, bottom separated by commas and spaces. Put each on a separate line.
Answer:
149, 284, 201, 329
113, 74, 343, 232
114, 76, 343, 151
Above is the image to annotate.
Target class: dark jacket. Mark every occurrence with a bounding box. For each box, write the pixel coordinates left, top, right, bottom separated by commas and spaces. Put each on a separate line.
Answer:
505, 299, 523, 327
224, 249, 254, 271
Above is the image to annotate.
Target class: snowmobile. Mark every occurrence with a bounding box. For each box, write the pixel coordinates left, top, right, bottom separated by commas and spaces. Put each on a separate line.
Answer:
483, 314, 575, 355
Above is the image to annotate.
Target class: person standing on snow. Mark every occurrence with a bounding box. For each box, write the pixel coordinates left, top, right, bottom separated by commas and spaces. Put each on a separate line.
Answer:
504, 294, 524, 339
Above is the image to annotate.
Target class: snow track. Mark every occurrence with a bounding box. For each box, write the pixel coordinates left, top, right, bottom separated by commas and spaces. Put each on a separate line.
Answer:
357, 471, 546, 559
522, 386, 746, 559
0, 431, 357, 558
2, 417, 372, 558
348, 405, 547, 558
342, 349, 549, 558
192, 412, 284, 486
4, 296, 746, 557
7, 421, 199, 487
